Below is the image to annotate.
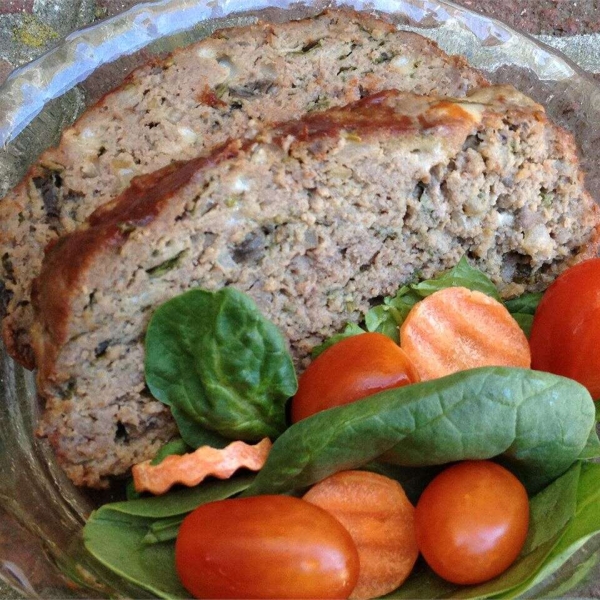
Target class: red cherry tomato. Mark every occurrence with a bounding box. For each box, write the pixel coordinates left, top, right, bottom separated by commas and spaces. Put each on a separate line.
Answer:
415, 461, 529, 585
175, 495, 360, 599
292, 332, 419, 422
530, 258, 600, 400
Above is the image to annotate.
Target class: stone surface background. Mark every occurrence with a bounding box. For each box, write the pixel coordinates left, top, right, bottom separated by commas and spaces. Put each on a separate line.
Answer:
0, 0, 599, 597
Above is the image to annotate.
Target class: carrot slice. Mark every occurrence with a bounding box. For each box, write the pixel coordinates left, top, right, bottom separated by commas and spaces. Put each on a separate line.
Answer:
400, 287, 531, 381
132, 438, 272, 495
303, 470, 418, 600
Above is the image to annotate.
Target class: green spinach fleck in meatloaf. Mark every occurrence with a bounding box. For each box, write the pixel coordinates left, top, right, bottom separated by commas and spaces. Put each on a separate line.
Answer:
0, 8, 488, 368
31, 86, 599, 487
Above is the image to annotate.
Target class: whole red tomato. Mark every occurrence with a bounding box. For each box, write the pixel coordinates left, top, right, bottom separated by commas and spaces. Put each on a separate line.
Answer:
175, 495, 360, 599
292, 332, 419, 422
530, 258, 600, 399
415, 461, 529, 585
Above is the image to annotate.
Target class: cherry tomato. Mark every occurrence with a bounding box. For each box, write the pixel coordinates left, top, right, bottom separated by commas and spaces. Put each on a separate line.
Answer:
530, 258, 600, 400
292, 332, 419, 422
414, 461, 529, 585
175, 495, 360, 599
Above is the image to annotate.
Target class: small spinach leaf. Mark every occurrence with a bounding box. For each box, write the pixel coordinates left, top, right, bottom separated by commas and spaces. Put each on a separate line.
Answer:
126, 438, 193, 500
409, 257, 501, 301
511, 313, 534, 338
151, 438, 191, 465
363, 258, 499, 342
97, 475, 254, 521
504, 292, 543, 315
363, 463, 443, 505
244, 368, 595, 497
311, 323, 365, 358
142, 516, 184, 546
365, 286, 420, 342
145, 288, 297, 441
319, 259, 542, 351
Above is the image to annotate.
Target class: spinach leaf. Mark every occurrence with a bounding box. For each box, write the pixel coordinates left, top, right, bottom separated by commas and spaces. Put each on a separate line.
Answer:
499, 461, 600, 599
169, 406, 230, 450
244, 368, 595, 497
505, 292, 543, 338
318, 259, 542, 351
504, 292, 543, 315
311, 323, 365, 358
386, 463, 581, 599
151, 438, 191, 465
145, 288, 297, 441
83, 476, 254, 598
541, 552, 598, 598
579, 426, 600, 460
363, 258, 499, 343
364, 286, 420, 343
142, 516, 184, 546
84, 518, 186, 599
126, 438, 193, 500
510, 313, 534, 338
363, 463, 443, 505
409, 257, 501, 301
95, 475, 254, 521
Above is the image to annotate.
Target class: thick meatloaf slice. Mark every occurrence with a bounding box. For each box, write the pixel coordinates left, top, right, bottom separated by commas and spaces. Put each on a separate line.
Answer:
0, 9, 488, 368
31, 86, 600, 487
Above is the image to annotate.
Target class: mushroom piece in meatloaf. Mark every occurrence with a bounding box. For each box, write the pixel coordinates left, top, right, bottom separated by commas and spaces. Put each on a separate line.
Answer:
0, 8, 488, 369
31, 86, 600, 487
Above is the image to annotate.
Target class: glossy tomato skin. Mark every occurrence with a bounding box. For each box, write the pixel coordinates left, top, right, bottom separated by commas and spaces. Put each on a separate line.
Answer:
175, 495, 360, 599
530, 258, 600, 400
415, 461, 529, 585
292, 332, 419, 422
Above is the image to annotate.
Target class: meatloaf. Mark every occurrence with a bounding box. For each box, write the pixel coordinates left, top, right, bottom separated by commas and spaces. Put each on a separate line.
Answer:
0, 9, 488, 368
31, 85, 600, 487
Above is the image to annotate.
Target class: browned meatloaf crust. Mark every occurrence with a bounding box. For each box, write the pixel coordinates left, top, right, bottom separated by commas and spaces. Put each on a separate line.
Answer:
0, 8, 488, 368
31, 86, 600, 488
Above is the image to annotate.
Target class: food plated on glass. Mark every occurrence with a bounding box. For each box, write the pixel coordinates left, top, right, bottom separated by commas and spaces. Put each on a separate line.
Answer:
0, 2, 599, 598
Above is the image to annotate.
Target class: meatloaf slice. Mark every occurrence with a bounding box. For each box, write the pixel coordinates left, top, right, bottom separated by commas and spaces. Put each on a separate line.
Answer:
0, 8, 488, 368
31, 86, 600, 487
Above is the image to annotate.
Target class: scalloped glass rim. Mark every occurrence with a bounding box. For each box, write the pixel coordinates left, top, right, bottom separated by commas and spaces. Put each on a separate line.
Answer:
0, 0, 599, 597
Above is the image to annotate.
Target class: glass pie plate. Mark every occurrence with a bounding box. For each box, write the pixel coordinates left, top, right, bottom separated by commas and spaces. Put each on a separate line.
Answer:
0, 0, 599, 597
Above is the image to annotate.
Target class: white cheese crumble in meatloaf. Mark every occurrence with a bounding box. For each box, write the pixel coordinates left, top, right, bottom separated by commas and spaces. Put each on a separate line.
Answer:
0, 9, 488, 368
31, 86, 600, 488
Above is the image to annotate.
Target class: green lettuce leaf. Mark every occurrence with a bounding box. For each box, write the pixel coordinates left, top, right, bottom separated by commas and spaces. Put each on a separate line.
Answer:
145, 288, 297, 441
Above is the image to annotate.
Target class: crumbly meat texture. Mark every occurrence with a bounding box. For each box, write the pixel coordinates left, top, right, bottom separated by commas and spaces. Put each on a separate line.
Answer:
30, 86, 600, 488
0, 9, 488, 368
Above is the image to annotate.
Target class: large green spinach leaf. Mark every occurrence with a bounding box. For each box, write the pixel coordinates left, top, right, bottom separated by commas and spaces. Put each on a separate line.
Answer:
145, 288, 297, 441
244, 368, 595, 496
83, 476, 254, 599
